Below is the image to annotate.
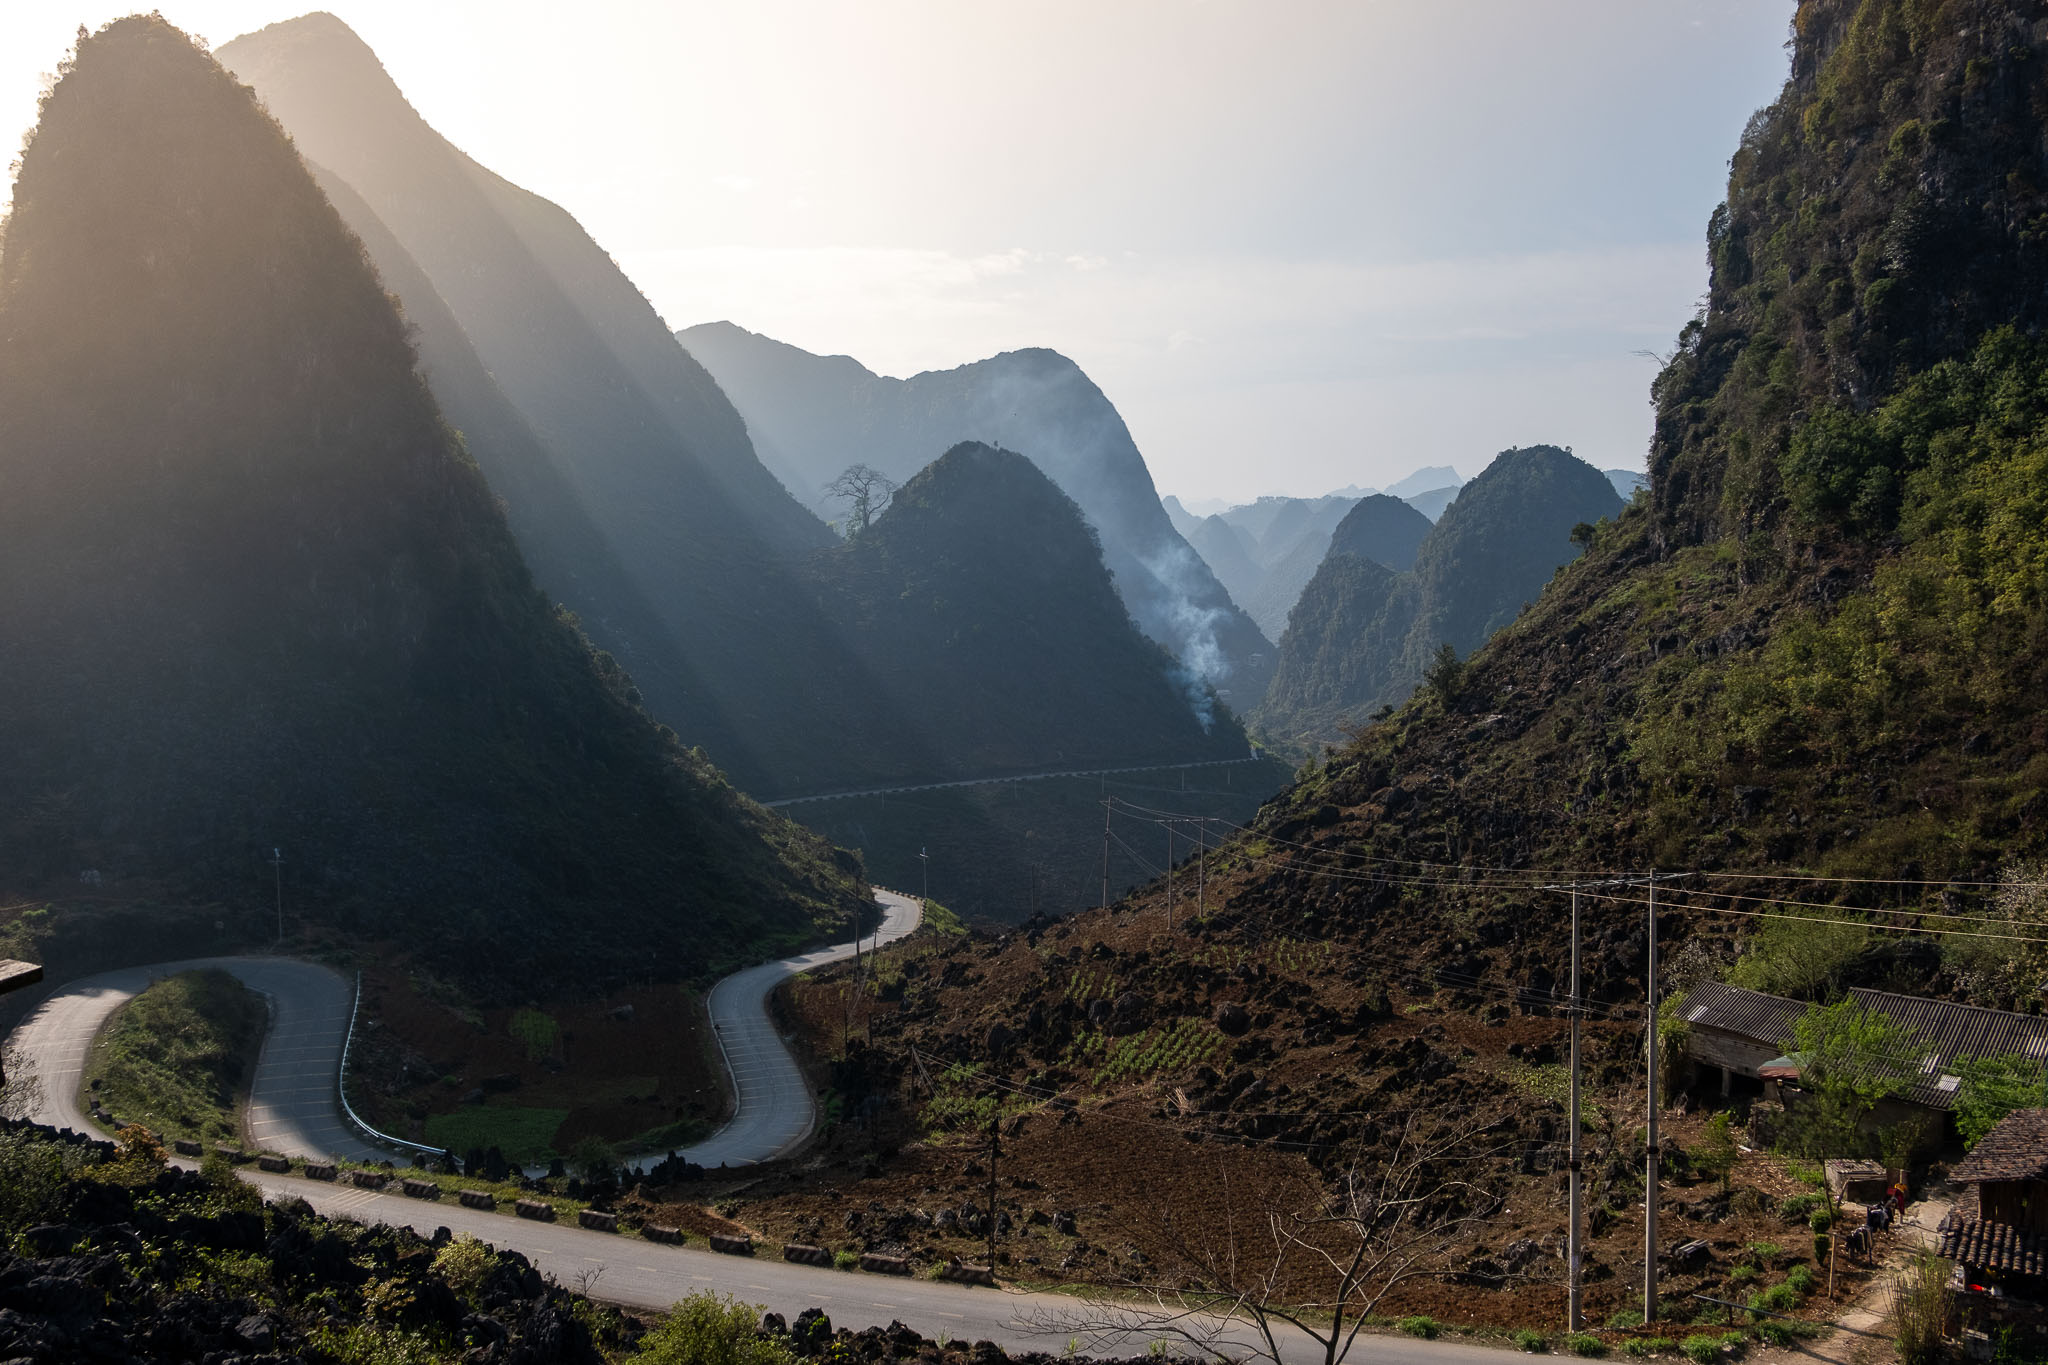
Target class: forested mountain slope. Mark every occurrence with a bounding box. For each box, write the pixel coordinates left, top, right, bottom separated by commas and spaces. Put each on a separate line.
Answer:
679, 321, 1278, 710
1226, 0, 2048, 1011
1252, 447, 1618, 750
812, 444, 1249, 775
216, 13, 930, 795
0, 18, 865, 992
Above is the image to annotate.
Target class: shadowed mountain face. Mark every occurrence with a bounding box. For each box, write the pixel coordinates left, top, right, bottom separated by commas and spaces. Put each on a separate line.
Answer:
1252, 446, 1620, 749
814, 444, 1248, 773
678, 321, 1278, 711
0, 17, 865, 990
215, 13, 939, 796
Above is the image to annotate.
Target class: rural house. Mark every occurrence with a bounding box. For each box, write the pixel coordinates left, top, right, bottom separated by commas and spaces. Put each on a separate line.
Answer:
1940, 1108, 2048, 1317
1677, 983, 2048, 1138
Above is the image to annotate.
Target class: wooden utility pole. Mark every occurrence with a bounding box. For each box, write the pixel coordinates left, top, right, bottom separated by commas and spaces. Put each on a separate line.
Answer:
1645, 875, 1660, 1323
1568, 883, 1583, 1332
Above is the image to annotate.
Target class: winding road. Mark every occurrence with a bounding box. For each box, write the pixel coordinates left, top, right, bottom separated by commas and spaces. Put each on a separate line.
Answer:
3, 888, 1514, 1363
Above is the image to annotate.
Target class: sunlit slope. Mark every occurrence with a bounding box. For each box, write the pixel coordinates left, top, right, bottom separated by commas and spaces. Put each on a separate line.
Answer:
0, 18, 866, 990
1253, 445, 1618, 749
218, 13, 929, 795
1217, 0, 2048, 1011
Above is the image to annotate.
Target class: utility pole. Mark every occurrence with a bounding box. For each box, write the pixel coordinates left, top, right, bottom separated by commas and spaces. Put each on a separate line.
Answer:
1100, 802, 1111, 910
1196, 819, 1206, 921
1645, 874, 1660, 1324
1165, 823, 1175, 931
918, 847, 930, 909
1568, 882, 1583, 1332
270, 848, 284, 944
987, 1101, 1001, 1270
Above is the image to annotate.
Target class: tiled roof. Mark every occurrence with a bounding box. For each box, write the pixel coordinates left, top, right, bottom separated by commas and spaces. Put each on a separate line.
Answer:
1679, 981, 1806, 1045
1940, 1214, 2048, 1277
1952, 1110, 2048, 1184
1678, 982, 2048, 1111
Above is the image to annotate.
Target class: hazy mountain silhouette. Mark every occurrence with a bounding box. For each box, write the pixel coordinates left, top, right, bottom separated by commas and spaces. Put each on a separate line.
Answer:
217, 13, 937, 796
1402, 486, 1462, 522
1253, 446, 1620, 747
679, 322, 1278, 711
0, 17, 865, 989
815, 444, 1247, 773
1382, 466, 1463, 499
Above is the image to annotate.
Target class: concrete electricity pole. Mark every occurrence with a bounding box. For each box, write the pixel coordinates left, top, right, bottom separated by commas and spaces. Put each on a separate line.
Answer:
1645, 875, 1661, 1323
270, 847, 284, 944
1568, 882, 1583, 1332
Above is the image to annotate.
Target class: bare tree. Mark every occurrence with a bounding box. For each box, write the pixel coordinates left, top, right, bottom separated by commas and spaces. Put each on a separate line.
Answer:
1022, 1115, 1516, 1365
825, 463, 900, 535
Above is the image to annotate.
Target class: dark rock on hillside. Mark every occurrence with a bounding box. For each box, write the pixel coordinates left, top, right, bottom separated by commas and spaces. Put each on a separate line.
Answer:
680, 322, 1277, 710
0, 17, 862, 991
1252, 446, 1619, 749
217, 14, 932, 796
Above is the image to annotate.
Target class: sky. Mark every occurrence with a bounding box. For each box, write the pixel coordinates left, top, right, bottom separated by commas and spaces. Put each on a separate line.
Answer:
0, 2, 1794, 503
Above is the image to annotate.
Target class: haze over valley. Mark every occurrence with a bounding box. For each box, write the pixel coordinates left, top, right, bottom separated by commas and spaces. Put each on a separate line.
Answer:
5, 7, 2048, 1364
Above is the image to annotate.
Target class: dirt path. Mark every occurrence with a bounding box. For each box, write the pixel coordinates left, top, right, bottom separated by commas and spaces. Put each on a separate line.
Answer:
1746, 1192, 1951, 1365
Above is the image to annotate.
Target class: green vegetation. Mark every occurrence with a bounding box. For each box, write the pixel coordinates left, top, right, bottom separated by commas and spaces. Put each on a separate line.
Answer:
1953, 1052, 2048, 1148
1622, 1339, 1674, 1359
1776, 999, 1925, 1162
1073, 1017, 1228, 1087
422, 1105, 567, 1165
628, 1291, 796, 1365
1398, 1315, 1441, 1340
86, 968, 264, 1144
1565, 1333, 1608, 1358
920, 899, 967, 936
1254, 445, 1622, 750
1681, 1335, 1724, 1365
507, 1009, 559, 1063
1515, 1328, 1550, 1353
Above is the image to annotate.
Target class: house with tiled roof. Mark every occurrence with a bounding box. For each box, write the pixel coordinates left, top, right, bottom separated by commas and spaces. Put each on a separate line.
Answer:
1940, 1109, 2048, 1311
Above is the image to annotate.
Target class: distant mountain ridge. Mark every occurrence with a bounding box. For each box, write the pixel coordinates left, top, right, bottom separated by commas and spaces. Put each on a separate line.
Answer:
217, 13, 933, 796
678, 321, 1277, 709
812, 443, 1248, 773
0, 16, 864, 989
1252, 445, 1620, 748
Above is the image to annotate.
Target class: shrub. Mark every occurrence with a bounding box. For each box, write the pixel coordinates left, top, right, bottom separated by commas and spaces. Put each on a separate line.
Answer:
1623, 1338, 1675, 1358
1813, 1233, 1831, 1263
1808, 1208, 1833, 1232
1890, 1254, 1952, 1365
628, 1291, 797, 1365
1566, 1334, 1608, 1357
1516, 1329, 1549, 1353
1758, 1322, 1796, 1348
833, 1250, 860, 1271
1747, 1242, 1782, 1263
1785, 1264, 1817, 1295
1729, 1266, 1758, 1284
1681, 1334, 1724, 1363
1778, 1192, 1823, 1224
1399, 1316, 1441, 1340
1606, 1311, 1646, 1331
1752, 1282, 1799, 1314
432, 1234, 495, 1306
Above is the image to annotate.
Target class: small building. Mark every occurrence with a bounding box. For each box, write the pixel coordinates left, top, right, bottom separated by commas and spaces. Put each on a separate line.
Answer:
1940, 1109, 2048, 1318
1677, 983, 2048, 1140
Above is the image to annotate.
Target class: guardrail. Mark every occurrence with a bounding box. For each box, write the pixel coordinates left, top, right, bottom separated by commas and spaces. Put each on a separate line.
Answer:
338, 971, 443, 1159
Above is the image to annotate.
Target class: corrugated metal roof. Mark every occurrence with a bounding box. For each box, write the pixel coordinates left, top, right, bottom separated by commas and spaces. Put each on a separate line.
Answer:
1848, 989, 2048, 1111
1940, 1214, 2048, 1278
1679, 983, 2048, 1112
1679, 981, 1807, 1046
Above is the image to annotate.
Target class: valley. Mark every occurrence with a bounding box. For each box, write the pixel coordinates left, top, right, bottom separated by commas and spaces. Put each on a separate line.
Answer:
5, 4, 2048, 1365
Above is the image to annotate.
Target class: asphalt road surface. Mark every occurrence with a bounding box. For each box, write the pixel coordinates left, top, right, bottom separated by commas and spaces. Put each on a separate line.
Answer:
222, 1166, 1523, 1365
8, 954, 381, 1162
683, 888, 923, 1167
4, 894, 1520, 1362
